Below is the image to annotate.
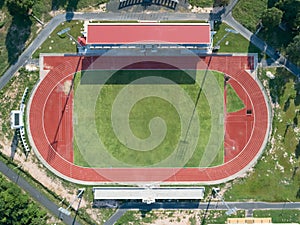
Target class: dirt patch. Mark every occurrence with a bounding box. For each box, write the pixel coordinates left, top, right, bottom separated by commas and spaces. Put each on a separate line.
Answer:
189, 5, 212, 13
25, 64, 38, 71
80, 4, 107, 12
147, 210, 201, 225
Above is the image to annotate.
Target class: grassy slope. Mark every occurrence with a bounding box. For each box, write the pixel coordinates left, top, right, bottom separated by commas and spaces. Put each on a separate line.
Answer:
225, 68, 300, 202
213, 23, 260, 54
33, 20, 83, 58
253, 210, 300, 223
232, 0, 267, 32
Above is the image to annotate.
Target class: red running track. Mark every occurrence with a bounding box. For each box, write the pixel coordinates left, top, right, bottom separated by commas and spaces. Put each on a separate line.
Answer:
28, 55, 269, 184
224, 78, 254, 162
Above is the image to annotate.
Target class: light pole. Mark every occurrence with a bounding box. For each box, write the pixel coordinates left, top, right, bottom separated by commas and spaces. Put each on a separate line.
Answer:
212, 187, 237, 216
58, 188, 85, 219
57, 27, 82, 47
213, 28, 239, 51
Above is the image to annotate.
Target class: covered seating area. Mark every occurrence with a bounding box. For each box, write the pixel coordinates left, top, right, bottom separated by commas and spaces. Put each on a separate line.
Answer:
119, 0, 179, 9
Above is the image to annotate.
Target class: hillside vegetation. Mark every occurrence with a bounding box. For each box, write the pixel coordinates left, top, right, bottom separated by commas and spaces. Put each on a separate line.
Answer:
233, 0, 300, 66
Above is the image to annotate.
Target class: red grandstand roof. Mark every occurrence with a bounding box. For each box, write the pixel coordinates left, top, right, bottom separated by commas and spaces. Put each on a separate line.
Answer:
86, 23, 211, 45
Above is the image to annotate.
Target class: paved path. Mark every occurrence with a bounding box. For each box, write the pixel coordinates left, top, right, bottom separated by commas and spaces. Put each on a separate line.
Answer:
222, 13, 300, 76
104, 208, 128, 225
0, 160, 82, 225
120, 201, 300, 210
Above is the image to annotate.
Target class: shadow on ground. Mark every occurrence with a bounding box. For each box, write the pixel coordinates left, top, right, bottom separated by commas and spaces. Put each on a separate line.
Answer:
118, 0, 178, 11
295, 139, 300, 159
52, 0, 79, 11
80, 60, 197, 85
10, 130, 19, 160
5, 14, 32, 65
106, 0, 190, 12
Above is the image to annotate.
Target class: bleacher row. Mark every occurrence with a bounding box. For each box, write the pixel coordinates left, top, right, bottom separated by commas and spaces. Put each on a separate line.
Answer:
19, 127, 30, 153
118, 0, 178, 9
29, 55, 270, 183
20, 87, 30, 153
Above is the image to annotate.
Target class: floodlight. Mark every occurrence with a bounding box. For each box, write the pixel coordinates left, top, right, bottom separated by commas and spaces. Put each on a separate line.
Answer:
57, 27, 71, 36
225, 28, 239, 34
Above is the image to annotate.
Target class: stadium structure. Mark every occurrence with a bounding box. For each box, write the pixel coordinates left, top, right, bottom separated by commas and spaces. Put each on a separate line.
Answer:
77, 22, 212, 52
26, 21, 271, 202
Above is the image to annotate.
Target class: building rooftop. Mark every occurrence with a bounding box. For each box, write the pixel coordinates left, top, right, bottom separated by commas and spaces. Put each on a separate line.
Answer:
93, 187, 205, 204
85, 22, 211, 45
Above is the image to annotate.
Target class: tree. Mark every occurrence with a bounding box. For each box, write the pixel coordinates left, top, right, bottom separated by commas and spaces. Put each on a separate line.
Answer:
261, 7, 283, 29
286, 34, 300, 66
276, 0, 300, 31
6, 0, 35, 15
214, 0, 230, 7
0, 174, 48, 224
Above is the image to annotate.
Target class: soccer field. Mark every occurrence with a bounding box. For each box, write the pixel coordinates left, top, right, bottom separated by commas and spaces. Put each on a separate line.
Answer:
73, 69, 228, 168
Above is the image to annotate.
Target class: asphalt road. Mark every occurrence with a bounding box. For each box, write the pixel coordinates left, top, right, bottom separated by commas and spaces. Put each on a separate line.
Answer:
102, 200, 300, 225
0, 160, 82, 225
120, 201, 300, 210
104, 208, 128, 225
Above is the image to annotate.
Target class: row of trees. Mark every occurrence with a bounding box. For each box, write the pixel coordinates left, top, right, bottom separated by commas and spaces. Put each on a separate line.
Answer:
260, 0, 300, 66
261, 0, 299, 31
5, 0, 36, 15
0, 174, 48, 224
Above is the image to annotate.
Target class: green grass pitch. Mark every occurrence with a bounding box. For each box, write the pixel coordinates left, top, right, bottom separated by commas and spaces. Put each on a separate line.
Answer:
72, 69, 233, 168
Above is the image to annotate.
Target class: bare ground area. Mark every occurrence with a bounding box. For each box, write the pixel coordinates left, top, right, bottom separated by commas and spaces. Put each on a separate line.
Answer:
121, 209, 243, 225
0, 138, 109, 222
149, 210, 199, 225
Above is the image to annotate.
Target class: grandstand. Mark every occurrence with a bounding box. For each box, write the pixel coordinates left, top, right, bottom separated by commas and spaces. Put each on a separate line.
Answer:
11, 87, 30, 153
78, 22, 212, 52
93, 187, 205, 204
